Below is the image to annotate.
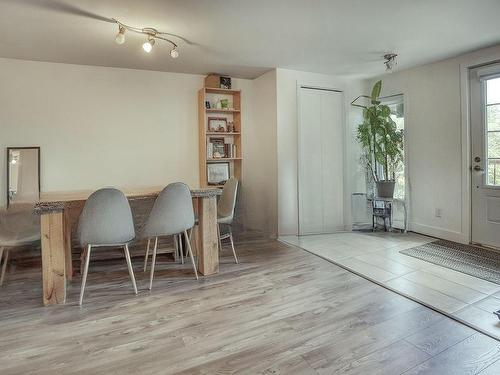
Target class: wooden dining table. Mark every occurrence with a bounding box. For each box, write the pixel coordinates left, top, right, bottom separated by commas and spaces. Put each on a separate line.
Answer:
34, 186, 221, 306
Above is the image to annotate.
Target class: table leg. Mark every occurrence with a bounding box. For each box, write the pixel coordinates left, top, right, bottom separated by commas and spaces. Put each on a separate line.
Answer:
41, 211, 67, 305
197, 196, 219, 275
64, 209, 73, 280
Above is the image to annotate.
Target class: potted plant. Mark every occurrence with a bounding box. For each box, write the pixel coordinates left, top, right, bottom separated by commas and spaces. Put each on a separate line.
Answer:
353, 80, 404, 198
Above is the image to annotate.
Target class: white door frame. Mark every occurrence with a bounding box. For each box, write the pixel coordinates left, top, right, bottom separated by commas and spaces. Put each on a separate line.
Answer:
296, 83, 345, 235
460, 54, 500, 244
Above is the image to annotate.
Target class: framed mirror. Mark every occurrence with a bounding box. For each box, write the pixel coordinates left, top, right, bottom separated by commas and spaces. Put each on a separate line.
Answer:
7, 147, 40, 207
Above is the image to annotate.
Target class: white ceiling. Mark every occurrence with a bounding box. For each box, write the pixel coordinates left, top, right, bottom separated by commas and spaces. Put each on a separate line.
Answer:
1, 0, 500, 79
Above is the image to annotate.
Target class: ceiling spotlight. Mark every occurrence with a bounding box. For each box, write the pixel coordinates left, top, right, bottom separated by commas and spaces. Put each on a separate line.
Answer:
170, 48, 179, 59
142, 36, 155, 53
10, 159, 17, 165
384, 53, 398, 72
112, 19, 180, 58
115, 25, 126, 44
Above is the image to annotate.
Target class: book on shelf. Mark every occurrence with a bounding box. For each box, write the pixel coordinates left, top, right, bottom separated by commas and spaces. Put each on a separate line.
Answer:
228, 144, 237, 158
206, 141, 213, 159
207, 137, 237, 159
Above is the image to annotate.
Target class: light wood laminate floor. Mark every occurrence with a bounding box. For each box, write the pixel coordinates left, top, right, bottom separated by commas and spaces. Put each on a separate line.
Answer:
1, 234, 500, 374
281, 232, 500, 341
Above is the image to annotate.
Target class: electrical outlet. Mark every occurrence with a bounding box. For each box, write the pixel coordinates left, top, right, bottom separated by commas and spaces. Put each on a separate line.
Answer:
435, 208, 442, 218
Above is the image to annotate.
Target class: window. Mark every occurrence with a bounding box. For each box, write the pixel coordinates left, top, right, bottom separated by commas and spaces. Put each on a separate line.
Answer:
381, 95, 405, 199
486, 77, 500, 186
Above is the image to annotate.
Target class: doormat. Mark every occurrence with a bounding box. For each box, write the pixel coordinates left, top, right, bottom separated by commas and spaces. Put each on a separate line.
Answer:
400, 240, 500, 284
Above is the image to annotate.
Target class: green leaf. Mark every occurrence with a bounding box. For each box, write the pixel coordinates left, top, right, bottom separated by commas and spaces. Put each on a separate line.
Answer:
371, 80, 382, 102
380, 105, 391, 117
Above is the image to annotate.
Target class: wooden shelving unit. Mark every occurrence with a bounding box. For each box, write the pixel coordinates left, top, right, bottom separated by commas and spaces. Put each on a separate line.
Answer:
198, 86, 242, 187
205, 109, 241, 114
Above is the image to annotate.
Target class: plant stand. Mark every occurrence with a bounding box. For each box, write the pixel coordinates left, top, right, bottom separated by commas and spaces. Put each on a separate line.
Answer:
371, 197, 408, 232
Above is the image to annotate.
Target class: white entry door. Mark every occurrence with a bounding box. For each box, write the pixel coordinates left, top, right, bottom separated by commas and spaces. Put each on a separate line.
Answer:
470, 65, 500, 248
298, 87, 344, 235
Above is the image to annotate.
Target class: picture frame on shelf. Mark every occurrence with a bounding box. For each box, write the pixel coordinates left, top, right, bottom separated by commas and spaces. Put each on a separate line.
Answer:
220, 76, 231, 89
210, 137, 226, 158
208, 117, 228, 132
207, 162, 230, 185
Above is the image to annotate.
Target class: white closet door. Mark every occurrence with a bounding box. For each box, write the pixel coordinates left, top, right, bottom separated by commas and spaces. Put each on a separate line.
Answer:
298, 87, 344, 235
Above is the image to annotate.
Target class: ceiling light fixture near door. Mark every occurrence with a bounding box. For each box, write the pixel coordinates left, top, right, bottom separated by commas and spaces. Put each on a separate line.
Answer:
383, 53, 398, 72
112, 19, 180, 58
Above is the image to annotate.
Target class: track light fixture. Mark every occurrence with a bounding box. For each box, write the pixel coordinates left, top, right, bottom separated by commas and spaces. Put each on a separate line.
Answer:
383, 53, 398, 72
115, 25, 126, 44
142, 36, 155, 53
112, 19, 180, 58
170, 47, 179, 59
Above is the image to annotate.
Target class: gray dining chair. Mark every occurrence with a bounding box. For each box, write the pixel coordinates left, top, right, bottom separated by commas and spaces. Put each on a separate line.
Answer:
77, 188, 137, 305
217, 177, 239, 263
0, 204, 40, 286
141, 182, 198, 290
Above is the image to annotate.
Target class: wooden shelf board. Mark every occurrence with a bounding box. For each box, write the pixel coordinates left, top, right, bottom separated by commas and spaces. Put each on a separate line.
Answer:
204, 87, 241, 95
206, 132, 241, 136
205, 108, 240, 113
207, 158, 242, 162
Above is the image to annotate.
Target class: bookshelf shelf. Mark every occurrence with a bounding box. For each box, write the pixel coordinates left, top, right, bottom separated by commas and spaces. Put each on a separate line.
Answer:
206, 132, 241, 136
207, 158, 243, 162
205, 108, 240, 114
198, 82, 242, 187
204, 87, 241, 95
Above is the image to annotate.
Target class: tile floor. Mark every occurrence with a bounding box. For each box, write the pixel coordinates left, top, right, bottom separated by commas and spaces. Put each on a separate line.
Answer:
280, 231, 500, 340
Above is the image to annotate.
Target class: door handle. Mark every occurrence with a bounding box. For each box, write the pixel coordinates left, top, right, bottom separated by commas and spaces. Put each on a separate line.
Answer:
473, 165, 484, 172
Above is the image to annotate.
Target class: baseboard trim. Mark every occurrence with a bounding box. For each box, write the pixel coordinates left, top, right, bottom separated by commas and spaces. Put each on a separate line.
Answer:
409, 222, 468, 244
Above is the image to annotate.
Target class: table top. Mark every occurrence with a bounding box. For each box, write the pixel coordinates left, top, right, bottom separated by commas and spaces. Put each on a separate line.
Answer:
34, 186, 221, 214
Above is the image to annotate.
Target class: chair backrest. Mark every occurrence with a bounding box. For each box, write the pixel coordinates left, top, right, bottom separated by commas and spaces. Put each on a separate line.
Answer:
141, 182, 194, 238
218, 177, 238, 221
77, 188, 135, 247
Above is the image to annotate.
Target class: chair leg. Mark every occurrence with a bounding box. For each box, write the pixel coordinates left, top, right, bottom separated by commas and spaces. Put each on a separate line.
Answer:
80, 247, 87, 275
144, 238, 151, 272
124, 244, 138, 295
149, 237, 158, 290
0, 249, 9, 286
217, 224, 223, 253
188, 227, 194, 259
184, 230, 198, 280
173, 235, 179, 262
228, 226, 238, 264
0, 247, 4, 285
179, 235, 184, 265
79, 245, 92, 305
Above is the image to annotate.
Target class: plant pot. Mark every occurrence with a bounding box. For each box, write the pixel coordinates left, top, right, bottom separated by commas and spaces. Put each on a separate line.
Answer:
376, 180, 396, 198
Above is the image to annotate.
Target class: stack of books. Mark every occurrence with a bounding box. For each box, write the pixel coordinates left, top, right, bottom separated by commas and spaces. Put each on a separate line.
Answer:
207, 137, 237, 159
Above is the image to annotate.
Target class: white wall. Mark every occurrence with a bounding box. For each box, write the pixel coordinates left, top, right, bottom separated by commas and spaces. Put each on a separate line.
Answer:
276, 68, 365, 235
367, 44, 500, 242
0, 58, 265, 229
243, 70, 278, 237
